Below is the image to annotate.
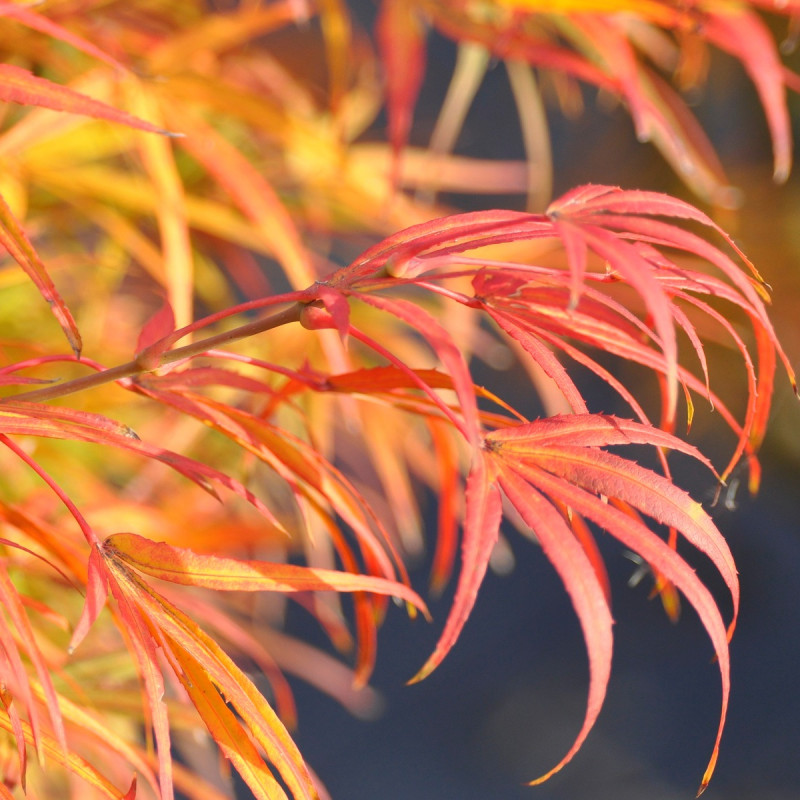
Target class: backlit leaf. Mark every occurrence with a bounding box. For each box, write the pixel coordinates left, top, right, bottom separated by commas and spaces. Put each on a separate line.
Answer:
510, 463, 731, 794
497, 464, 613, 784
105, 532, 428, 616
412, 453, 502, 682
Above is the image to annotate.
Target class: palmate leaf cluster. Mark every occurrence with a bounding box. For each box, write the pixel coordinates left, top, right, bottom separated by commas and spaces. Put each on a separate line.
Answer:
0, 1, 796, 799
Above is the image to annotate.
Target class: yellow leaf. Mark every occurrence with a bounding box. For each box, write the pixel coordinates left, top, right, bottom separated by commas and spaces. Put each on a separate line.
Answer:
104, 532, 429, 617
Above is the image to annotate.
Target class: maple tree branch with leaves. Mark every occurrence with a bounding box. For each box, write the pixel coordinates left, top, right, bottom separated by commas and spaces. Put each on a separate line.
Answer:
0, 2, 797, 800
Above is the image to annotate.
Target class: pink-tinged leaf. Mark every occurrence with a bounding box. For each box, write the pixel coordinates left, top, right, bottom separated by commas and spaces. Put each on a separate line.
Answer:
488, 413, 714, 463
68, 544, 109, 654
705, 9, 791, 183
513, 464, 730, 795
337, 208, 536, 285
412, 453, 502, 682
553, 218, 588, 309
577, 199, 791, 457
353, 292, 481, 445
481, 304, 589, 414
497, 464, 613, 785
0, 402, 139, 441
0, 566, 68, 761
0, 2, 126, 71
551, 218, 680, 422
0, 615, 40, 762
0, 432, 97, 558
135, 300, 176, 363
492, 435, 737, 630
0, 65, 174, 135
0, 191, 81, 356
376, 0, 427, 189
339, 325, 471, 447
105, 532, 429, 616
429, 419, 461, 594
146, 365, 276, 395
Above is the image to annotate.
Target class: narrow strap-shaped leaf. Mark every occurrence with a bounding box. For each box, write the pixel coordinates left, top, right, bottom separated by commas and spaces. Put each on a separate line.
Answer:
170, 643, 290, 800
488, 413, 714, 465
106, 567, 173, 800
0, 191, 81, 355
515, 464, 729, 795
497, 464, 613, 785
68, 545, 109, 654
0, 64, 173, 134
121, 572, 319, 800
0, 616, 39, 763
0, 2, 126, 71
376, 0, 427, 189
557, 221, 680, 422
0, 706, 131, 798
483, 305, 589, 414
705, 8, 791, 182
105, 532, 428, 615
353, 292, 481, 445
507, 443, 738, 628
0, 564, 67, 752
412, 453, 502, 682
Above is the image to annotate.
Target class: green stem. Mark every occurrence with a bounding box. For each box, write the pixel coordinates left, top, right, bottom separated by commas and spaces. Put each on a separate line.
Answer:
1, 303, 304, 405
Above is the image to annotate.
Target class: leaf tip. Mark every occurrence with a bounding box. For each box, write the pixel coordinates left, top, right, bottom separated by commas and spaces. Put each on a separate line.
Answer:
773, 161, 791, 185
696, 739, 721, 796
407, 659, 435, 686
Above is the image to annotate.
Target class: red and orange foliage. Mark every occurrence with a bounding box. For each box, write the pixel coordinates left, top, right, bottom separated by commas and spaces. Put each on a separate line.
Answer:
0, 1, 796, 798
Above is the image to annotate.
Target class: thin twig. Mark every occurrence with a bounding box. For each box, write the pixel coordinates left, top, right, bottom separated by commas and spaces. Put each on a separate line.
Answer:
1, 303, 304, 405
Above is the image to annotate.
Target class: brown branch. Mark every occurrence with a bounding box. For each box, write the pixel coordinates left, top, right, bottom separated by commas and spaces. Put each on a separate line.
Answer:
1, 303, 304, 405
